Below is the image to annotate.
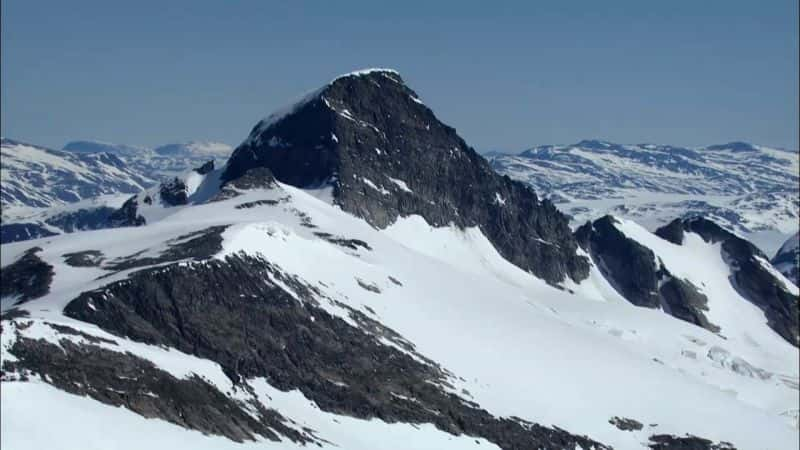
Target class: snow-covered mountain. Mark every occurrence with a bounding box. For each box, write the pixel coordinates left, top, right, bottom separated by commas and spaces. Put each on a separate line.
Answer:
2, 70, 798, 450
62, 139, 233, 180
488, 140, 799, 255
0, 138, 155, 210
1, 140, 233, 244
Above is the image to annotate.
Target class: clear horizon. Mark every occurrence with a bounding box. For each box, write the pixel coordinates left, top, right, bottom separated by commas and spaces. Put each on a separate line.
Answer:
2, 0, 798, 152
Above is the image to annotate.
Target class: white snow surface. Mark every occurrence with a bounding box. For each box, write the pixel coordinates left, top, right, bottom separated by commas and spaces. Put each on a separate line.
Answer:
1, 183, 798, 449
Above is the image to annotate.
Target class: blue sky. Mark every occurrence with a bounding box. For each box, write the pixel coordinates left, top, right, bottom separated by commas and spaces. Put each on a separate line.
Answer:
2, 0, 798, 151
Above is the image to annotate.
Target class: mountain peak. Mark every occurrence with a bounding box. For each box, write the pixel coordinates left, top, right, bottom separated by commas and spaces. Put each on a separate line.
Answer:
330, 67, 402, 83
222, 71, 589, 285
241, 68, 418, 150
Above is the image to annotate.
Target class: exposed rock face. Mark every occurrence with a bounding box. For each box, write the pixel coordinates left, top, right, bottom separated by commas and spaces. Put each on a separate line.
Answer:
575, 216, 718, 332
106, 196, 146, 227
647, 434, 736, 450
772, 232, 799, 286
0, 247, 54, 305
62, 250, 105, 267
61, 254, 607, 449
194, 160, 215, 175
212, 167, 279, 202
608, 416, 643, 431
1, 223, 58, 244
221, 70, 588, 285
45, 207, 118, 232
159, 177, 189, 206
3, 335, 302, 443
575, 216, 661, 308
104, 226, 228, 272
656, 217, 799, 346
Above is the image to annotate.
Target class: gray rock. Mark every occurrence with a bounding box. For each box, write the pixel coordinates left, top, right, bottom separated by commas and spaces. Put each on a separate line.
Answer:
221, 70, 588, 285
0, 247, 54, 305
656, 217, 799, 346
574, 216, 718, 332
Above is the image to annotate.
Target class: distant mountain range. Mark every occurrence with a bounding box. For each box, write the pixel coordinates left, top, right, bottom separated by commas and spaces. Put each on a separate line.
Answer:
1, 138, 155, 209
1, 138, 233, 243
62, 139, 233, 180
488, 140, 799, 255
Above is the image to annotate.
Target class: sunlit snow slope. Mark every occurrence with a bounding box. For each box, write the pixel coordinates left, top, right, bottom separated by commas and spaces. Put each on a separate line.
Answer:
2, 178, 797, 449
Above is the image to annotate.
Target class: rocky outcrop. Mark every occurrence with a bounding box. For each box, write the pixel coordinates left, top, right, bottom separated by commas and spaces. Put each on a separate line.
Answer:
62, 250, 105, 267
194, 160, 215, 175
0, 223, 58, 244
104, 226, 228, 272
575, 216, 718, 332
212, 167, 278, 202
3, 334, 304, 443
106, 196, 146, 227
609, 416, 643, 431
62, 253, 607, 449
221, 69, 588, 285
0, 247, 54, 305
159, 177, 189, 206
647, 434, 736, 450
772, 233, 799, 286
656, 217, 799, 346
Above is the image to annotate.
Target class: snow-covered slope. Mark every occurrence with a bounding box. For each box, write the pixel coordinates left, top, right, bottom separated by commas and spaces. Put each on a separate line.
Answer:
576, 215, 799, 346
489, 140, 799, 254
1, 178, 797, 449
1, 138, 155, 209
62, 139, 233, 180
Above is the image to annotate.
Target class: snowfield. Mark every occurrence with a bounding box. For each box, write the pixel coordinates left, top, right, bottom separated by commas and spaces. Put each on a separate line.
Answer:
2, 177, 798, 449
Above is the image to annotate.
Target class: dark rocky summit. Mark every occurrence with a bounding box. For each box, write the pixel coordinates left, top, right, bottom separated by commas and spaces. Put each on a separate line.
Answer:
220, 69, 588, 285
0, 247, 54, 305
575, 216, 718, 332
656, 217, 799, 346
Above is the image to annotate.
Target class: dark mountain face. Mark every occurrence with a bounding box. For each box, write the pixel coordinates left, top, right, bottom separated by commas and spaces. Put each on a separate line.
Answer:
771, 233, 799, 286
656, 217, 799, 346
574, 216, 718, 333
222, 70, 588, 285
